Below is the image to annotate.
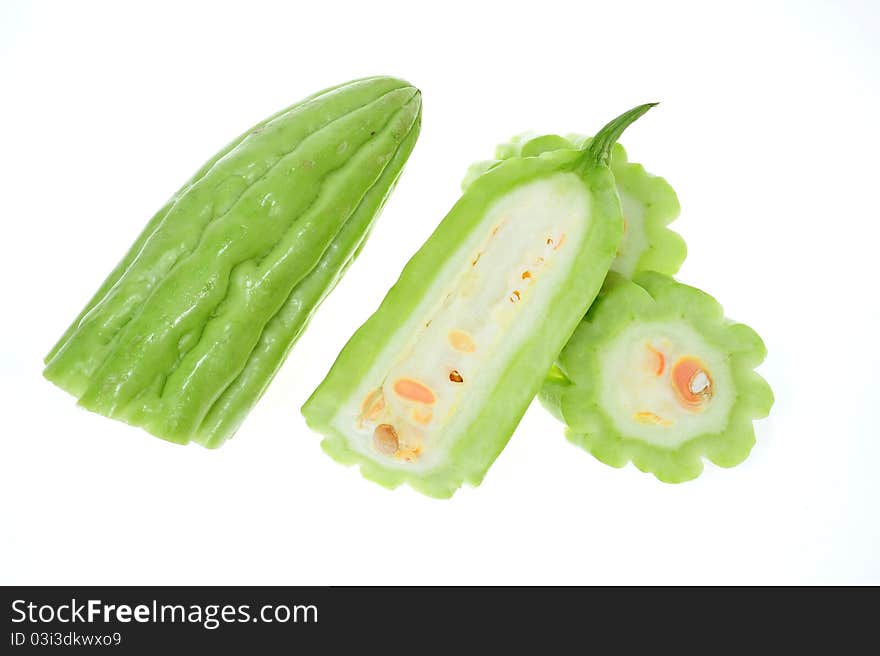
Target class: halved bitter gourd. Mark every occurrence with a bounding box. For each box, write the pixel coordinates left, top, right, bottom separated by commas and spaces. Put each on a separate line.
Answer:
302, 104, 656, 497
540, 272, 773, 482
44, 76, 422, 447
463, 133, 686, 277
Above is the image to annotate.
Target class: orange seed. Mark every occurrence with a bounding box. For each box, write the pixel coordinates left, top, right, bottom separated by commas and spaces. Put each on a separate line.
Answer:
359, 388, 385, 425
634, 411, 673, 426
646, 343, 665, 376
671, 356, 713, 409
448, 329, 476, 353
393, 378, 436, 404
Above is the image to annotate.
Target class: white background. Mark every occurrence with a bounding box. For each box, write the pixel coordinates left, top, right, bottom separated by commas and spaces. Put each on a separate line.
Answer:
1, 0, 878, 585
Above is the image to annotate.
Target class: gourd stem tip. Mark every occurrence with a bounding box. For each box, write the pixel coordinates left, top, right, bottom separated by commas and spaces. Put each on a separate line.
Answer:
578, 102, 658, 172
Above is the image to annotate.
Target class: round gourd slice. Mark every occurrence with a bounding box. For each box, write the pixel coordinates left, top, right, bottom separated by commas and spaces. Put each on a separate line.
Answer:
540, 272, 773, 482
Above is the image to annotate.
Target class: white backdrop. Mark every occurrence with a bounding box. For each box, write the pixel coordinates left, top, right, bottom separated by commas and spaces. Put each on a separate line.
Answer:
1, 0, 877, 585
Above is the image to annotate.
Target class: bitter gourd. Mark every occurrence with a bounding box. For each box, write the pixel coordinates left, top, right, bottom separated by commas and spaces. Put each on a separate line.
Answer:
44, 76, 422, 447
540, 272, 773, 482
302, 104, 656, 497
463, 133, 685, 277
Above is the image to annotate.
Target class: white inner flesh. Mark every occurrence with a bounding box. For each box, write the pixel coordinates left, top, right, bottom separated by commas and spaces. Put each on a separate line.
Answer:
331, 173, 590, 471
598, 321, 734, 449
610, 189, 648, 277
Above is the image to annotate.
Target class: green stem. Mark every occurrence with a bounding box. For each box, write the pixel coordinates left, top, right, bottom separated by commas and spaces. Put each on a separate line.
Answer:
576, 102, 658, 172
546, 364, 572, 386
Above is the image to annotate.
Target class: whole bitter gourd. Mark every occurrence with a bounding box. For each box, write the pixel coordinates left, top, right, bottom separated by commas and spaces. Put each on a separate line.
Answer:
44, 76, 422, 447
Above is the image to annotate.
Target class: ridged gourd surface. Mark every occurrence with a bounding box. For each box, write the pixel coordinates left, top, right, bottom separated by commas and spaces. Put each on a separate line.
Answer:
44, 76, 422, 447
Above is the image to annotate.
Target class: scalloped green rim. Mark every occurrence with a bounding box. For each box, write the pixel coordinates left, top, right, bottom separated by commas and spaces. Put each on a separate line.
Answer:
540, 272, 772, 482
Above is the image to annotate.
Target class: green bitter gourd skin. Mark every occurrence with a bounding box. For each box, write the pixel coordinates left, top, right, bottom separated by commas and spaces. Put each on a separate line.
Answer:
44, 76, 422, 448
540, 272, 774, 483
302, 104, 656, 498
462, 133, 686, 277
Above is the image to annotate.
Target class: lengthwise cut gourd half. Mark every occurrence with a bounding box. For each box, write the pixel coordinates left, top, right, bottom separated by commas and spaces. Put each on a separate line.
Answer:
44, 76, 421, 447
302, 103, 656, 498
